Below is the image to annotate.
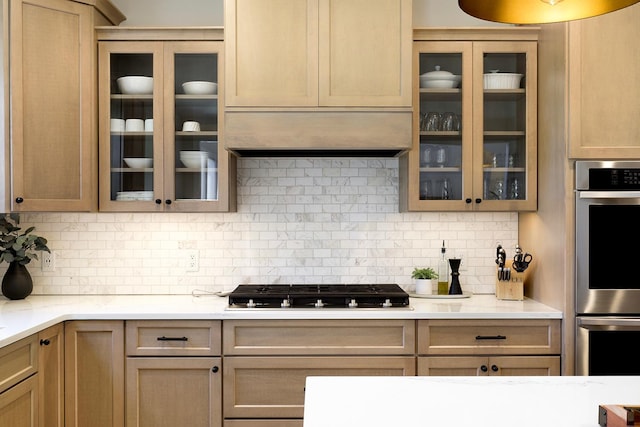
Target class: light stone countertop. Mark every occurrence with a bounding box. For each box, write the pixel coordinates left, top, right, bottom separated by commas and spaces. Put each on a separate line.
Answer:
303, 376, 640, 427
0, 294, 561, 348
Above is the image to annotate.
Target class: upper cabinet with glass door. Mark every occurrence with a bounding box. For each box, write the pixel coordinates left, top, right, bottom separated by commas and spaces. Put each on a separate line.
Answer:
97, 28, 236, 212
401, 29, 538, 212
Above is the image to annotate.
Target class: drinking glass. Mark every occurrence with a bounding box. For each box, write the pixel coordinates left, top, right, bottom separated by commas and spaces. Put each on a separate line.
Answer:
435, 146, 447, 167
425, 112, 441, 131
440, 112, 460, 131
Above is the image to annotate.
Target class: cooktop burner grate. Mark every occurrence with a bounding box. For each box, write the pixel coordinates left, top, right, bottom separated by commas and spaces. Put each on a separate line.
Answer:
228, 283, 410, 309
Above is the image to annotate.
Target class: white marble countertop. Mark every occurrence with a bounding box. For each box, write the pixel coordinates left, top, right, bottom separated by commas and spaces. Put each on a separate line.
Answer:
303, 376, 640, 427
0, 294, 561, 347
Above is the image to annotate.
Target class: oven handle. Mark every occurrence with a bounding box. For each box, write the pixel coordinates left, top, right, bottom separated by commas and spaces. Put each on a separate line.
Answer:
578, 317, 640, 330
578, 191, 640, 199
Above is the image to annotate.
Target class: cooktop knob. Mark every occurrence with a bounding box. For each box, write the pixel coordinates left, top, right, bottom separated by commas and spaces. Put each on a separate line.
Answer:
281, 299, 290, 308
314, 299, 324, 308
246, 299, 256, 308
382, 298, 393, 308
348, 299, 358, 308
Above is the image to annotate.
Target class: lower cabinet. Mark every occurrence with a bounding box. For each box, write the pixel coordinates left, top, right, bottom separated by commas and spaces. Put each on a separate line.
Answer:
222, 320, 416, 424
38, 324, 64, 427
417, 319, 562, 376
64, 320, 125, 427
418, 355, 560, 376
0, 335, 39, 427
0, 374, 38, 427
125, 320, 222, 427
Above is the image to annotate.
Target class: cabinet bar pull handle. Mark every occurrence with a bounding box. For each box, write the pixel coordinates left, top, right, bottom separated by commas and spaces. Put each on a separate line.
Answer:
475, 335, 506, 340
157, 336, 188, 341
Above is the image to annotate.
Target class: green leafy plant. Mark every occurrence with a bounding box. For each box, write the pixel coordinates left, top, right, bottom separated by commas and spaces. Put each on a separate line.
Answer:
0, 214, 50, 266
411, 267, 438, 280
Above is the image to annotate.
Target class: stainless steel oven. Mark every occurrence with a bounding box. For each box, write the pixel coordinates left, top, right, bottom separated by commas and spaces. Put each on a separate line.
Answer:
575, 160, 640, 375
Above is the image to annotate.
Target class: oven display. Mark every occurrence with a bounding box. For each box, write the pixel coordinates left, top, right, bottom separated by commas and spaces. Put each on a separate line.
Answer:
589, 168, 640, 190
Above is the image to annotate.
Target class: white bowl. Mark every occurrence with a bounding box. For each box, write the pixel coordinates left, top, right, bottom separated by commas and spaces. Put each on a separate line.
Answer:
123, 158, 153, 168
182, 81, 217, 95
117, 76, 153, 95
483, 72, 523, 89
181, 157, 209, 168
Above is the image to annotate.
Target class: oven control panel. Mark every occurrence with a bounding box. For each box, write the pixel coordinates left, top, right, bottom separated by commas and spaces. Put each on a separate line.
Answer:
576, 161, 640, 190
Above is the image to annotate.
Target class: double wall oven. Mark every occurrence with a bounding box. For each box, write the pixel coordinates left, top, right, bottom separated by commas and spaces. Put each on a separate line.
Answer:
575, 161, 640, 375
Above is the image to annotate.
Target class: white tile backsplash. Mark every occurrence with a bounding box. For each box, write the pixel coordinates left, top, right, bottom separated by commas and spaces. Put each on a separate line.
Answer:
10, 158, 517, 295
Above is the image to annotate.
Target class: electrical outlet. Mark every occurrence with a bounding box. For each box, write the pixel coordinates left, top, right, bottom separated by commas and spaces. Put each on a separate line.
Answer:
186, 250, 199, 272
42, 251, 55, 272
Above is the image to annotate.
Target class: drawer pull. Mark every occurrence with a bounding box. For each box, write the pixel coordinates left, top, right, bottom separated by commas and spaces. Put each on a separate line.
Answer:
157, 336, 188, 341
475, 335, 506, 340
211, 366, 219, 373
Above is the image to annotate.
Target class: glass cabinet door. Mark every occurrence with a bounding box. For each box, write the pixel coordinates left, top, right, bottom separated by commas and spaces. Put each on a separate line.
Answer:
411, 42, 473, 211
405, 38, 537, 212
473, 42, 537, 211
99, 42, 163, 211
164, 42, 222, 210
99, 39, 229, 212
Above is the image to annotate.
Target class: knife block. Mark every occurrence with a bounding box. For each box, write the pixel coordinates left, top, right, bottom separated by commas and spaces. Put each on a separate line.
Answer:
496, 259, 526, 301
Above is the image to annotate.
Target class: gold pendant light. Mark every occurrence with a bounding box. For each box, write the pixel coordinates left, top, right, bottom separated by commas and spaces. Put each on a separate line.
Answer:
458, 0, 640, 24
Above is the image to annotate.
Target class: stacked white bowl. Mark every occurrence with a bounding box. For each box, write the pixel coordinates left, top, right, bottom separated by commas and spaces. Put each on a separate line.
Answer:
179, 151, 209, 168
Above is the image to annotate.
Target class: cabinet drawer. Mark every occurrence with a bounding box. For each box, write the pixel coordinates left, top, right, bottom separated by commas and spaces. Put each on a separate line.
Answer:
223, 356, 415, 419
126, 320, 221, 356
223, 319, 415, 355
417, 319, 561, 355
0, 335, 38, 394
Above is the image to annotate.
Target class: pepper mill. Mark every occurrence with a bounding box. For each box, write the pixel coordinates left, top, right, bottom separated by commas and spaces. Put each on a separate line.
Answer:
448, 258, 463, 295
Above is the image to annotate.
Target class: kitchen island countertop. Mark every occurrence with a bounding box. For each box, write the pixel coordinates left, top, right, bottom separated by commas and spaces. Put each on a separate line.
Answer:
303, 376, 640, 427
0, 293, 561, 347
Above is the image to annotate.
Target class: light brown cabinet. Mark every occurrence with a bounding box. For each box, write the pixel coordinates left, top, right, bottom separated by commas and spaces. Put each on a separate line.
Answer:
568, 4, 640, 158
223, 0, 413, 153
97, 28, 236, 212
224, 0, 412, 108
222, 320, 415, 422
64, 320, 125, 427
7, 0, 123, 212
125, 320, 222, 427
0, 335, 38, 427
417, 319, 561, 376
401, 28, 538, 212
38, 324, 64, 427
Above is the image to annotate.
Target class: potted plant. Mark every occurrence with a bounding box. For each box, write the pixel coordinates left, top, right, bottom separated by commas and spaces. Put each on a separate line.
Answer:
411, 267, 438, 295
0, 214, 50, 300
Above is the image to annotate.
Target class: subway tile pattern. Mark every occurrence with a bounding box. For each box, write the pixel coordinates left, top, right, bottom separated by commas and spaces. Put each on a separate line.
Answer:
12, 158, 517, 296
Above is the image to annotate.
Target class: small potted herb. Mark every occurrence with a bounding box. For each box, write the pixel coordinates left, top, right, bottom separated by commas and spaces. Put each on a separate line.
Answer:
411, 267, 438, 295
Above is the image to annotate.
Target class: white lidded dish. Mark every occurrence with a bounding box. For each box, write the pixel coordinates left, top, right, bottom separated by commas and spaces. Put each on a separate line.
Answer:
420, 66, 460, 88
483, 70, 523, 89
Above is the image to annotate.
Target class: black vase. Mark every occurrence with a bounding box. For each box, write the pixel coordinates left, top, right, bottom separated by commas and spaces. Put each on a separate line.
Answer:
2, 262, 33, 300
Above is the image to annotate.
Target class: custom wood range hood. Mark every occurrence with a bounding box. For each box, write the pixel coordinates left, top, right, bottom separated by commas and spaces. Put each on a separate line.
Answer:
223, 0, 413, 157
223, 110, 413, 157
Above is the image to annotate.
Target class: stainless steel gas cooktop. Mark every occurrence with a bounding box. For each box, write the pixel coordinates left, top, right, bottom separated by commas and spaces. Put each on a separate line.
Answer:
227, 283, 410, 309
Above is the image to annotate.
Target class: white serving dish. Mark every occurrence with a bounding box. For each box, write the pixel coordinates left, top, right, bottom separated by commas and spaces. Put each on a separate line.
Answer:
179, 151, 209, 168
421, 79, 457, 89
182, 81, 217, 95
483, 72, 523, 89
123, 158, 153, 168
116, 76, 153, 95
